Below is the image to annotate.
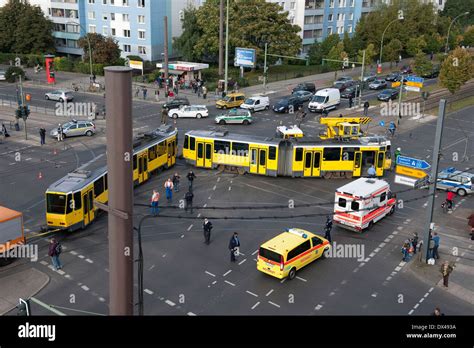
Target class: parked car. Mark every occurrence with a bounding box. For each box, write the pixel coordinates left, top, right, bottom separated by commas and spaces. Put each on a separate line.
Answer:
334, 76, 353, 85
240, 95, 270, 112
385, 72, 402, 82
340, 86, 358, 99
400, 65, 412, 74
333, 80, 354, 92
377, 89, 399, 101
215, 109, 253, 125
168, 105, 208, 119
292, 90, 313, 103
362, 73, 377, 83
216, 92, 246, 109
272, 96, 303, 113
50, 120, 96, 138
292, 82, 316, 94
45, 90, 74, 102
163, 97, 190, 110
369, 79, 388, 90
0, 70, 5, 81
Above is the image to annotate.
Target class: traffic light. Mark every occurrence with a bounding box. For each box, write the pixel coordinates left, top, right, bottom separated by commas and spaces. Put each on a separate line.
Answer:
17, 298, 30, 316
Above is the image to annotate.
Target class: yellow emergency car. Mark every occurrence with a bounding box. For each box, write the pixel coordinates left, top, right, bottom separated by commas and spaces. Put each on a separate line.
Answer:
257, 228, 331, 280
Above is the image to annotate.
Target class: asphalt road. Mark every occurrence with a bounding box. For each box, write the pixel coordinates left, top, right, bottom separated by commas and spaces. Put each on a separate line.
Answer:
0, 79, 472, 316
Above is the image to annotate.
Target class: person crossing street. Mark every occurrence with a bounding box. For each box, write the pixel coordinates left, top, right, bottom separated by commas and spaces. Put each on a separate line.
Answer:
185, 190, 194, 213
164, 178, 174, 203
324, 216, 333, 243
150, 190, 160, 216
228, 232, 241, 262
187, 170, 196, 190
172, 173, 181, 192
39, 128, 46, 145
203, 218, 213, 245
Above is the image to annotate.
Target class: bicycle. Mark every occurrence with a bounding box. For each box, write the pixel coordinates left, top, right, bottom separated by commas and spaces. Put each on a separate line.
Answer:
441, 199, 453, 213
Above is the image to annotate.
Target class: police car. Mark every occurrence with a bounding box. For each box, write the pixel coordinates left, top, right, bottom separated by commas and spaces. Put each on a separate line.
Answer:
434, 167, 473, 196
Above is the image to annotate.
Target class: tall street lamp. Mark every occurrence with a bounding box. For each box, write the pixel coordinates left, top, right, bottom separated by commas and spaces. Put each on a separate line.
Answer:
224, 0, 230, 94
379, 12, 404, 74
445, 12, 470, 54
68, 21, 93, 81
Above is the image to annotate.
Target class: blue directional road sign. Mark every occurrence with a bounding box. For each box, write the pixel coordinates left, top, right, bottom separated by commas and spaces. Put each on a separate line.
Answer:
406, 76, 424, 84
396, 155, 431, 169
379, 121, 385, 127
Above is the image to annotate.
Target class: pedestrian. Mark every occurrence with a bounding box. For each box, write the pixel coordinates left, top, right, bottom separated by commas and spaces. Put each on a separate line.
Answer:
467, 212, 474, 239
324, 215, 333, 243
431, 307, 444, 316
203, 218, 213, 245
150, 190, 160, 216
48, 238, 62, 271
446, 191, 455, 211
440, 261, 453, 287
161, 107, 168, 124
432, 232, 440, 259
185, 190, 194, 213
401, 241, 411, 262
2, 123, 9, 137
202, 85, 207, 99
388, 121, 396, 137
172, 172, 181, 192
348, 95, 353, 108
155, 89, 160, 102
197, 86, 202, 98
135, 87, 140, 98
173, 84, 178, 96
164, 178, 174, 203
428, 236, 435, 260
367, 164, 376, 178
339, 113, 343, 118
93, 73, 96, 83
187, 170, 196, 190
411, 232, 419, 254
143, 87, 148, 100
228, 232, 241, 262
57, 124, 63, 142
363, 101, 370, 117
39, 127, 46, 145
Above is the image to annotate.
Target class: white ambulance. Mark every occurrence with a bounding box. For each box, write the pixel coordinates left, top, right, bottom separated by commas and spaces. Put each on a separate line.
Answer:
333, 178, 396, 232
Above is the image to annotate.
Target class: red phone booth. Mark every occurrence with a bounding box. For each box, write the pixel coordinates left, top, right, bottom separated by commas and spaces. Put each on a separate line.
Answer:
45, 55, 56, 84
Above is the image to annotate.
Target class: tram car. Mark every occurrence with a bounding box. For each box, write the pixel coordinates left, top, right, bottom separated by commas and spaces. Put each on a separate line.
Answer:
183, 130, 391, 178
45, 126, 178, 231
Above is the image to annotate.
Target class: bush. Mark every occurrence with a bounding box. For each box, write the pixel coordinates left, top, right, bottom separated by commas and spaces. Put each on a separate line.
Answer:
74, 62, 105, 76
235, 77, 249, 88
5, 66, 25, 83
54, 57, 75, 72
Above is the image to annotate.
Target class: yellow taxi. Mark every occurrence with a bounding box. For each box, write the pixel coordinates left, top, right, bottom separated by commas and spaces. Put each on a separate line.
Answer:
216, 92, 246, 109
257, 228, 331, 280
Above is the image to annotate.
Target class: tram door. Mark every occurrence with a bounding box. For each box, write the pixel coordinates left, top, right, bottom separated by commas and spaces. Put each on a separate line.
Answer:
303, 150, 322, 177
354, 151, 362, 177
82, 189, 94, 227
167, 139, 176, 167
376, 151, 385, 176
250, 146, 267, 175
197, 141, 213, 168
138, 153, 149, 183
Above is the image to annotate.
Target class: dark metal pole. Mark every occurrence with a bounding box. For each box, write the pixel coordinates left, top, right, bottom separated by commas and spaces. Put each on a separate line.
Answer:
219, 0, 224, 76
105, 66, 134, 315
422, 99, 447, 263
164, 16, 169, 81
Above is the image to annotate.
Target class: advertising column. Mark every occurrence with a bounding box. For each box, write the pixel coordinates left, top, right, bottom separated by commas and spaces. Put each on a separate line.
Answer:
44, 55, 56, 84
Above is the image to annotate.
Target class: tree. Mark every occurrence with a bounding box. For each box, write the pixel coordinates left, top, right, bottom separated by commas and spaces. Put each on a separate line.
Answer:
173, 6, 202, 61
358, 43, 377, 66
462, 25, 474, 47
439, 47, 474, 94
192, 0, 301, 63
442, 0, 474, 28
413, 52, 433, 76
384, 39, 403, 67
320, 34, 341, 58
326, 42, 347, 70
342, 32, 354, 58
5, 66, 25, 83
406, 37, 427, 57
0, 0, 54, 54
78, 33, 121, 65
307, 41, 323, 65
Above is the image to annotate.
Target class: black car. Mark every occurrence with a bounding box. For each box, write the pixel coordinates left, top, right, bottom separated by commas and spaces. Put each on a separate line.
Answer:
377, 89, 399, 101
421, 66, 440, 78
340, 86, 358, 99
292, 82, 316, 94
385, 72, 401, 82
400, 65, 412, 74
163, 97, 190, 110
272, 96, 303, 113
333, 80, 354, 92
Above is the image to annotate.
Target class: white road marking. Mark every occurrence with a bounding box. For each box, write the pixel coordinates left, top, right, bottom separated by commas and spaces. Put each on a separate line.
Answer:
353, 268, 359, 273
197, 213, 201, 218
251, 302, 260, 310
397, 226, 404, 230
181, 235, 184, 238
224, 280, 236, 286
144, 289, 154, 295
65, 275, 71, 279
187, 312, 197, 316
165, 300, 175, 307
205, 271, 216, 277
268, 301, 280, 308
386, 276, 392, 281
148, 265, 155, 271
253, 259, 257, 262
217, 178, 221, 182
315, 304, 323, 310
392, 231, 398, 235
266, 289, 274, 297
246, 291, 258, 297
374, 247, 381, 252
395, 266, 402, 272
371, 293, 377, 298
223, 270, 232, 276
359, 262, 366, 267
414, 303, 419, 309
40, 261, 48, 265
99, 297, 105, 302
187, 224, 193, 231
238, 259, 247, 265
78, 255, 85, 259
212, 281, 217, 285
70, 251, 78, 255
252, 249, 259, 255
408, 309, 414, 315
429, 287, 434, 292
384, 238, 391, 243
228, 187, 232, 191
86, 259, 93, 264
369, 253, 376, 258
208, 196, 212, 200
213, 185, 217, 190
379, 243, 386, 248
57, 270, 65, 275
203, 204, 207, 208
81, 285, 89, 291
329, 292, 336, 296
280, 278, 286, 283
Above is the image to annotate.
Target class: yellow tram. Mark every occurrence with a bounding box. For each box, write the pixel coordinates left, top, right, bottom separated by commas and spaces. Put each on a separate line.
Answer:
183, 130, 391, 178
45, 126, 178, 231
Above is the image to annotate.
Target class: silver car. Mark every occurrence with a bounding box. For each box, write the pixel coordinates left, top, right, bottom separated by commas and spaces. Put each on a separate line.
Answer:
0, 70, 5, 81
50, 120, 96, 138
45, 90, 74, 102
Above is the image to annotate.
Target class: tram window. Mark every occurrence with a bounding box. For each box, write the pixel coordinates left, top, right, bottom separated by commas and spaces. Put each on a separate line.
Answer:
74, 191, 82, 210
323, 147, 341, 161
338, 198, 347, 207
148, 145, 156, 160
351, 201, 359, 211
133, 155, 137, 170
386, 145, 391, 159
189, 137, 196, 151
205, 144, 212, 159
184, 135, 189, 149
157, 142, 166, 156
94, 177, 105, 197
251, 149, 257, 165
305, 152, 312, 167
47, 194, 66, 214
377, 152, 384, 168
66, 193, 73, 214
259, 150, 266, 165
197, 143, 203, 158
269, 146, 277, 160
314, 152, 321, 168
104, 174, 108, 190
214, 140, 230, 154
342, 147, 356, 161
380, 192, 386, 202
295, 148, 303, 161
232, 142, 249, 156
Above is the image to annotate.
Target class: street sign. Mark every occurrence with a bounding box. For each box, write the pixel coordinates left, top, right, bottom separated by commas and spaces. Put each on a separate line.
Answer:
235, 48, 256, 68
379, 121, 385, 127
404, 86, 421, 92
406, 76, 424, 84
395, 175, 418, 187
396, 155, 431, 170
414, 176, 430, 189
391, 81, 401, 88
396, 165, 428, 179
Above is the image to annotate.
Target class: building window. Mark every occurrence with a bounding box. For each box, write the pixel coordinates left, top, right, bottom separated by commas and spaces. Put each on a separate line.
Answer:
327, 26, 333, 35
103, 0, 107, 4
337, 13, 342, 21
123, 29, 130, 37
350, 0, 355, 6
124, 44, 131, 52
328, 14, 333, 21
348, 25, 353, 33
111, 13, 115, 20
88, 11, 95, 20
290, 1, 295, 9
123, 13, 129, 21
304, 16, 314, 24
111, 28, 116, 36
89, 25, 96, 33
102, 26, 108, 35
329, 0, 334, 8
138, 15, 145, 24
103, 14, 108, 20
138, 30, 145, 39
123, 0, 129, 6
88, 0, 95, 3
138, 46, 146, 54
138, 0, 145, 7
349, 13, 353, 20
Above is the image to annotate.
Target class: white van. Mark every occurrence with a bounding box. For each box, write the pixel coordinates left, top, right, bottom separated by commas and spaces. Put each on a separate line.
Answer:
240, 95, 270, 112
308, 88, 340, 113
